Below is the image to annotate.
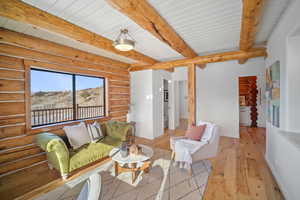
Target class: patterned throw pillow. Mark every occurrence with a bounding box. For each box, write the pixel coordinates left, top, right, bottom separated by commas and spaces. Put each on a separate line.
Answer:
87, 122, 104, 143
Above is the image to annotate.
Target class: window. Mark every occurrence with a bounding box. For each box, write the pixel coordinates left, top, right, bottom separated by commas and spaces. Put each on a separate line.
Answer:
31, 69, 105, 127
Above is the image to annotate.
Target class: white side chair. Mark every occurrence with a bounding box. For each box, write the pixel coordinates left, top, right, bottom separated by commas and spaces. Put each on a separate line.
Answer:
170, 121, 220, 174
77, 173, 102, 200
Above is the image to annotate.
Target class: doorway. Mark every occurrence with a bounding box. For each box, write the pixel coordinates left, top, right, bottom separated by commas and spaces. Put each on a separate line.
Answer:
239, 76, 258, 127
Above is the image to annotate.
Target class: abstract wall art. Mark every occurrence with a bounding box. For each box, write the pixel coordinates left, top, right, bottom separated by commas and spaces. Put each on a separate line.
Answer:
266, 61, 280, 127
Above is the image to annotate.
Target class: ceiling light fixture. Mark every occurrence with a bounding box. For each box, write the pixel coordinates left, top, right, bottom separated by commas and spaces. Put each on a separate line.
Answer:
113, 29, 135, 51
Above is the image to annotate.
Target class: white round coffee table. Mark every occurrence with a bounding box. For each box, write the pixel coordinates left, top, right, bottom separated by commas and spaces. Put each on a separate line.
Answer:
109, 144, 154, 183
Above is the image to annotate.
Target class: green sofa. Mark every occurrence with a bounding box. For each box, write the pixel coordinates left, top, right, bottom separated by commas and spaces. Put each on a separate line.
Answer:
35, 121, 133, 180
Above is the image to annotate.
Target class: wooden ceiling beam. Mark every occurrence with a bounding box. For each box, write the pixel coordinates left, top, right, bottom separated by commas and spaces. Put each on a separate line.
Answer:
0, 0, 157, 65
239, 0, 266, 63
129, 48, 267, 71
0, 28, 129, 69
106, 0, 197, 58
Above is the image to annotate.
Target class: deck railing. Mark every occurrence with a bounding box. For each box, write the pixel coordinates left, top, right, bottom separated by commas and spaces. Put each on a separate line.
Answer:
31, 105, 104, 126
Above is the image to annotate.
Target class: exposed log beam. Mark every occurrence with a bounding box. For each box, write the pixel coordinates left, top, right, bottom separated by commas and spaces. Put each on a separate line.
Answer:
129, 48, 267, 71
188, 64, 196, 127
106, 0, 197, 58
239, 0, 266, 63
0, 0, 157, 65
0, 43, 129, 79
0, 28, 129, 69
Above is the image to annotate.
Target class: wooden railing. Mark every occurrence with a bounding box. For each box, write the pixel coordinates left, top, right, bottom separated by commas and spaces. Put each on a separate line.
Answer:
31, 105, 104, 126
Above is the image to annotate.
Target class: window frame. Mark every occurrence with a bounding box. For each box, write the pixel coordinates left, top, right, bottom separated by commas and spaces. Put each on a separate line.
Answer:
30, 68, 106, 127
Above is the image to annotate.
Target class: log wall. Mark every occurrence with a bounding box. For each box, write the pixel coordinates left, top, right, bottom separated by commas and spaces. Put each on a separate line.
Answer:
0, 41, 130, 176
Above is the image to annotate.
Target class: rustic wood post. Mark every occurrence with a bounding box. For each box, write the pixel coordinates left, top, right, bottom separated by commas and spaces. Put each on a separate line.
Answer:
188, 64, 196, 127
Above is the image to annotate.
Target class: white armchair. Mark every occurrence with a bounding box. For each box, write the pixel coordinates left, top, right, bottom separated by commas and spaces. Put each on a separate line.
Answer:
170, 121, 220, 174
77, 173, 102, 200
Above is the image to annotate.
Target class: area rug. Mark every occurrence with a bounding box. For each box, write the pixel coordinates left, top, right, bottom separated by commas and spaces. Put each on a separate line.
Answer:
34, 148, 211, 200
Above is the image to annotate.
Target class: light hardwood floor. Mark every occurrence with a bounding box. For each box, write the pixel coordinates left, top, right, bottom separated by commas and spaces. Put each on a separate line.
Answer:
137, 121, 283, 200
0, 121, 283, 200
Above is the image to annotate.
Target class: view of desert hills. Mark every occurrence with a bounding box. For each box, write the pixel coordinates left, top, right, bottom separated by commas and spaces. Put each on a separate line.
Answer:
31, 87, 104, 110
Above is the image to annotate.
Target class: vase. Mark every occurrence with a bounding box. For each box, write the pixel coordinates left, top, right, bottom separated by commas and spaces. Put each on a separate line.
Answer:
120, 142, 128, 158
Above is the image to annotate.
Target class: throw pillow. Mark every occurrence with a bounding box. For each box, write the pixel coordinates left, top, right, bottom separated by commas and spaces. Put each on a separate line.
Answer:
197, 121, 215, 142
106, 121, 130, 141
63, 122, 90, 149
87, 121, 104, 143
185, 124, 207, 141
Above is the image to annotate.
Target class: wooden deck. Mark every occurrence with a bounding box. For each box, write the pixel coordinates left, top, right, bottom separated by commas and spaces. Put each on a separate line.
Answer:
0, 123, 283, 200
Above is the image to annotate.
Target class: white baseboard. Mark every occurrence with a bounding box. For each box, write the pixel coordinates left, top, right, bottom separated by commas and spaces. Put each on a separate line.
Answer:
265, 155, 290, 200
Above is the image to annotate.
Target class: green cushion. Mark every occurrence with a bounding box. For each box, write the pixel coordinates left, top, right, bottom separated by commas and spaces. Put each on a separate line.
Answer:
100, 136, 122, 147
69, 142, 114, 172
105, 121, 130, 141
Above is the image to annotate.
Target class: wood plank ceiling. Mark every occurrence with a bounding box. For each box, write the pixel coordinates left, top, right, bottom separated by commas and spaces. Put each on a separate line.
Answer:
0, 0, 289, 66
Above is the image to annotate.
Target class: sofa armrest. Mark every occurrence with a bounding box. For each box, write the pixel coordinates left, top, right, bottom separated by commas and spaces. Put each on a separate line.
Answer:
170, 136, 187, 150
35, 133, 70, 176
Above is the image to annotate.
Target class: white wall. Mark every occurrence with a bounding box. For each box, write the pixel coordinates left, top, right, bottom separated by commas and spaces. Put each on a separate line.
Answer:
286, 35, 300, 131
196, 58, 266, 138
264, 1, 300, 199
130, 70, 154, 139
130, 70, 172, 139
178, 81, 188, 119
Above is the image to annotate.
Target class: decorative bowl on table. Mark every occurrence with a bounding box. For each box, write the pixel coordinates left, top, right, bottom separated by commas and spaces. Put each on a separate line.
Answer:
129, 144, 142, 156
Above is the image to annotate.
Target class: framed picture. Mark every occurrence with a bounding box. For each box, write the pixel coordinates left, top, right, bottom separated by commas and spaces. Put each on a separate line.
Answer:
239, 96, 247, 106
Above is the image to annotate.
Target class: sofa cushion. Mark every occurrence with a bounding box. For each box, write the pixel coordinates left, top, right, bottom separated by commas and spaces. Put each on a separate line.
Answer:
105, 121, 130, 141
99, 136, 122, 147
69, 142, 114, 171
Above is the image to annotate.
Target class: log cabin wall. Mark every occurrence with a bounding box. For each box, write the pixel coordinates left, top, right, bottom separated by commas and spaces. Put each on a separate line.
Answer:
239, 76, 258, 127
0, 32, 130, 177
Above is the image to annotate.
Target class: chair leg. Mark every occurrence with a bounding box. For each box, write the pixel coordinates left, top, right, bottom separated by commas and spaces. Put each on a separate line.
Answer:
188, 167, 192, 176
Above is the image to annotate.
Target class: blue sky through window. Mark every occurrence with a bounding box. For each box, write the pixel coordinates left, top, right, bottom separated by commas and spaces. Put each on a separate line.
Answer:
76, 75, 104, 91
31, 70, 104, 93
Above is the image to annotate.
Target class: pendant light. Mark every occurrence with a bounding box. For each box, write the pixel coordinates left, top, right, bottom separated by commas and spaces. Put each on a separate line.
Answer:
113, 29, 135, 51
